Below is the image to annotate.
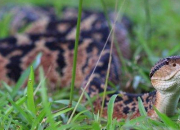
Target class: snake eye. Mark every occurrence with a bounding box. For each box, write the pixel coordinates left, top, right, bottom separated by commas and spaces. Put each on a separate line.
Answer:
173, 63, 176, 67
166, 61, 169, 65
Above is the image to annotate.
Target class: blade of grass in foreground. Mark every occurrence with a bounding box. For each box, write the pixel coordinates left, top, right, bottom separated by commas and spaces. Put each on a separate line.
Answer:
1, 82, 12, 93
69, 0, 83, 106
154, 106, 179, 129
7, 94, 32, 123
5, 96, 27, 115
30, 109, 46, 130
138, 97, 153, 129
138, 97, 147, 116
27, 66, 36, 115
4, 116, 12, 130
54, 99, 92, 118
39, 67, 57, 129
107, 94, 117, 129
53, 107, 73, 118
1, 113, 28, 129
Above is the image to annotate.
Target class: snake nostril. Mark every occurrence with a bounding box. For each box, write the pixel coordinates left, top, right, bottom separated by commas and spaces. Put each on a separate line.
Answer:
173, 63, 176, 67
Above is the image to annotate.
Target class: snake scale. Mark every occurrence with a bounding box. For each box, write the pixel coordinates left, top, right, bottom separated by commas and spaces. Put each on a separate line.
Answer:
1, 5, 180, 120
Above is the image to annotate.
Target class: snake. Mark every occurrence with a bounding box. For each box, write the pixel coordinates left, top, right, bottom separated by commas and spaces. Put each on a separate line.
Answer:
0, 5, 180, 120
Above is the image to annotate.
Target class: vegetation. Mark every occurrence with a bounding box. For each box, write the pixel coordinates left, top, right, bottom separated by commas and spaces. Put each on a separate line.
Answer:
0, 0, 180, 129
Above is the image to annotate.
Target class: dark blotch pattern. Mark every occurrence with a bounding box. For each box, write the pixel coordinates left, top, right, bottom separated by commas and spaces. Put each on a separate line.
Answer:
6, 44, 35, 82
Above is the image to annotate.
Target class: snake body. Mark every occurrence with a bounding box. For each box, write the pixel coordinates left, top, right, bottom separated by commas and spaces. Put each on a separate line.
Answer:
1, 5, 180, 120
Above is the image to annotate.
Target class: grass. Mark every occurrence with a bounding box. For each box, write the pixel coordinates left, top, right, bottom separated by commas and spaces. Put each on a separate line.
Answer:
69, 0, 83, 106
1, 0, 180, 129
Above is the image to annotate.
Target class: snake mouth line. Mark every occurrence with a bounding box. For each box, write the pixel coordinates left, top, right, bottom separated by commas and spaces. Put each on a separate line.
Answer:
151, 69, 180, 81
164, 69, 180, 81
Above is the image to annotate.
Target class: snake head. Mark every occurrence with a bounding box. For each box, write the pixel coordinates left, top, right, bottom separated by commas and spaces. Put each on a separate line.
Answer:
150, 56, 180, 91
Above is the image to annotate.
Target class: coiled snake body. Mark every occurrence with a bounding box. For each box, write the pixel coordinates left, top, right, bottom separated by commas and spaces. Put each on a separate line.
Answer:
0, 5, 180, 120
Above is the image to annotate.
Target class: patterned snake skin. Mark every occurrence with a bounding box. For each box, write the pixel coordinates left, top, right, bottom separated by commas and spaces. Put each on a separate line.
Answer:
0, 5, 157, 119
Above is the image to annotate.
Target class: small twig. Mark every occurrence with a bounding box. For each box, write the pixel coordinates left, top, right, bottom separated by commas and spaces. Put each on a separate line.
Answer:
100, 0, 118, 118
67, 0, 126, 124
100, 0, 128, 74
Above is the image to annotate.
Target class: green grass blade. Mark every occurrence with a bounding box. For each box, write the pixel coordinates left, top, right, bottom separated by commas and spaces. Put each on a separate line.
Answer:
53, 107, 73, 118
1, 81, 12, 93
71, 110, 89, 123
5, 96, 27, 115
92, 121, 101, 130
148, 118, 165, 127
154, 107, 179, 129
39, 67, 57, 129
31, 109, 46, 130
7, 94, 32, 123
107, 94, 117, 129
100, 56, 112, 118
69, 0, 83, 106
1, 113, 29, 130
45, 122, 61, 130
54, 100, 92, 118
27, 66, 36, 115
57, 124, 74, 130
0, 93, 8, 109
138, 97, 147, 116
4, 117, 12, 130
124, 116, 146, 127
